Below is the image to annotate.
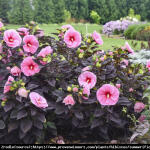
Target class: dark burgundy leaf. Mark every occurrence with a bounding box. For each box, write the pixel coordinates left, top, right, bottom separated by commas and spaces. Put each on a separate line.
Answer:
94, 109, 105, 118
20, 119, 32, 133
74, 111, 84, 120
19, 130, 26, 139
17, 110, 27, 120
10, 110, 17, 119
4, 102, 13, 112
91, 119, 102, 129
48, 79, 56, 87
0, 120, 5, 129
8, 121, 18, 133
72, 117, 80, 127
27, 83, 39, 90
55, 104, 65, 115
33, 120, 43, 129
36, 113, 45, 123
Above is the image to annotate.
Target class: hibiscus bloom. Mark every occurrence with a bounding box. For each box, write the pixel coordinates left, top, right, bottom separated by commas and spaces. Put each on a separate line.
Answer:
4, 29, 22, 48
123, 42, 134, 54
92, 31, 103, 45
97, 84, 120, 106
4, 76, 14, 94
63, 95, 75, 106
29, 92, 48, 108
23, 35, 39, 54
64, 29, 81, 48
78, 71, 97, 89
18, 27, 29, 36
21, 57, 40, 76
134, 102, 145, 113
10, 66, 21, 76
37, 46, 53, 65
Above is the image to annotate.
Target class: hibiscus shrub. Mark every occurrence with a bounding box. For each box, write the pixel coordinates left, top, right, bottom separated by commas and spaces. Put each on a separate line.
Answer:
0, 22, 150, 144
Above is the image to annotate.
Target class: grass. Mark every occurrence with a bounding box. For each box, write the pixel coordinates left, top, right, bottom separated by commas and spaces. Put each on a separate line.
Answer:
6, 23, 148, 51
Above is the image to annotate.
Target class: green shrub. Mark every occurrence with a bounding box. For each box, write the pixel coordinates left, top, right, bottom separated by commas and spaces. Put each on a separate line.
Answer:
131, 24, 150, 39
90, 10, 101, 24
124, 24, 139, 39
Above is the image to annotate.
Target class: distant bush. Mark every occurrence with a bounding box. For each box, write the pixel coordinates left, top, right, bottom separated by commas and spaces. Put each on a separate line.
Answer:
124, 23, 150, 41
90, 11, 101, 24
124, 24, 139, 39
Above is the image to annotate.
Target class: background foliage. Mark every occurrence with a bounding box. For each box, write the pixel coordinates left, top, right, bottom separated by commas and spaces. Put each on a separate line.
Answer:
1, 0, 150, 24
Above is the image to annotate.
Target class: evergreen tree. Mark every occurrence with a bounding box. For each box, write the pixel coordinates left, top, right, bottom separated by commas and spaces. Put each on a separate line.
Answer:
8, 0, 34, 24
52, 0, 65, 23
0, 0, 11, 22
34, 0, 54, 24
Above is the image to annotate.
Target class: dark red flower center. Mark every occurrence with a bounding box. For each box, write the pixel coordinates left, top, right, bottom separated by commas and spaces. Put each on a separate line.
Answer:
70, 36, 75, 42
105, 92, 111, 98
9, 37, 14, 42
86, 77, 91, 83
27, 42, 32, 47
29, 64, 34, 70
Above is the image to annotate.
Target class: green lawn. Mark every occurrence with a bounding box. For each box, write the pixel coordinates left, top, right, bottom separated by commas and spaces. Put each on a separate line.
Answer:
6, 23, 148, 51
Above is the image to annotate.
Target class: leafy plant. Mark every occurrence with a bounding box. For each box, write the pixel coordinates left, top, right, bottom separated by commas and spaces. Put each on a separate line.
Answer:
0, 22, 150, 144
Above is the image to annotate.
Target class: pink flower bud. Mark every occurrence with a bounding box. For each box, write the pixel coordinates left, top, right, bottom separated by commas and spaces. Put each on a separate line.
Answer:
129, 88, 134, 92
82, 66, 90, 72
138, 115, 146, 122
80, 49, 84, 53
134, 102, 145, 113
100, 57, 104, 61
109, 52, 113, 56
116, 84, 121, 89
6, 67, 11, 70
18, 88, 28, 98
11, 66, 21, 76
73, 87, 78, 92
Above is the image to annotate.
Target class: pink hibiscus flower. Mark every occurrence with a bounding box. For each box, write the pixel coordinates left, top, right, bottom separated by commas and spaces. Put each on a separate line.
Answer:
4, 76, 14, 94
96, 84, 120, 106
61, 24, 74, 30
10, 66, 21, 76
0, 21, 3, 28
18, 27, 29, 36
29, 92, 48, 108
146, 60, 150, 71
123, 42, 134, 54
23, 35, 39, 54
21, 57, 40, 76
92, 31, 103, 45
82, 87, 90, 100
64, 29, 81, 48
78, 71, 97, 89
4, 29, 22, 48
134, 102, 145, 113
138, 115, 146, 123
37, 46, 53, 65
63, 95, 75, 106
